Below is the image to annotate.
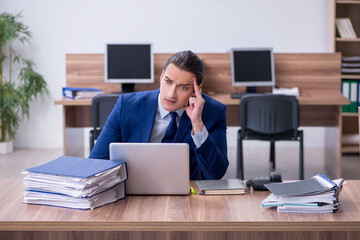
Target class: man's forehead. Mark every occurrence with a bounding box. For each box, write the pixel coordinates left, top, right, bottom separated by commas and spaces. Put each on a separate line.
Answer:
164, 75, 193, 86
164, 64, 195, 82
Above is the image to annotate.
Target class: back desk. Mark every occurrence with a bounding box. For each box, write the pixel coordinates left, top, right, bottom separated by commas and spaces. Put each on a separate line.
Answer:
55, 53, 349, 178
0, 180, 359, 240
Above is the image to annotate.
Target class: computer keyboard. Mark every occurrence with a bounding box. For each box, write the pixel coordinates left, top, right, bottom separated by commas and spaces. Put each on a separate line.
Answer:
230, 92, 272, 99
230, 93, 244, 99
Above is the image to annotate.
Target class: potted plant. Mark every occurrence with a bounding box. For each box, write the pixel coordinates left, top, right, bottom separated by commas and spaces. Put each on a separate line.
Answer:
0, 12, 48, 154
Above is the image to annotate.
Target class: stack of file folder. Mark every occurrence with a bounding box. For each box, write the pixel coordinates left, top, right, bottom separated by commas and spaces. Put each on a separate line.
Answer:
23, 156, 128, 210
262, 174, 344, 213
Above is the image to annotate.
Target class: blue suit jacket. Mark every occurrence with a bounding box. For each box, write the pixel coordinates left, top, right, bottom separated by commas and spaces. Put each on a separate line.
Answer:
89, 89, 229, 180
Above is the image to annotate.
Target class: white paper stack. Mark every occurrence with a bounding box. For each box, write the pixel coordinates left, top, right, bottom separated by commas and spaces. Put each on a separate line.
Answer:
23, 156, 128, 210
24, 183, 125, 210
272, 87, 300, 96
262, 174, 344, 213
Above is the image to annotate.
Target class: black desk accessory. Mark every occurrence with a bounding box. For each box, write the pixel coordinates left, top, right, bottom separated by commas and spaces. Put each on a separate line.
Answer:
246, 172, 282, 191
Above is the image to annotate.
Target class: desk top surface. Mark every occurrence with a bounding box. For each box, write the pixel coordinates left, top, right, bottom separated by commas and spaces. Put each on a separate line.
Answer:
0, 180, 359, 232
54, 91, 349, 106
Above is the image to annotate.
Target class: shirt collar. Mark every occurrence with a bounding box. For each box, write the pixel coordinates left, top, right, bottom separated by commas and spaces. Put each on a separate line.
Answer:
157, 94, 185, 119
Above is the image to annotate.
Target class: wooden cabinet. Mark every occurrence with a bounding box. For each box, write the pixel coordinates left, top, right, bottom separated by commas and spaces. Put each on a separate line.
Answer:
334, 0, 360, 154
342, 113, 359, 153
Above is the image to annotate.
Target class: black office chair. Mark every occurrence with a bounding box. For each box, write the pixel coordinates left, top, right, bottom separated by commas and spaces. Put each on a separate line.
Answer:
237, 94, 304, 180
89, 94, 120, 153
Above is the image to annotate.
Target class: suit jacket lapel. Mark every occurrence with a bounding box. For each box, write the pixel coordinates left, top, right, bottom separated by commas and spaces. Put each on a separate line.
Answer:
141, 91, 159, 142
174, 113, 192, 143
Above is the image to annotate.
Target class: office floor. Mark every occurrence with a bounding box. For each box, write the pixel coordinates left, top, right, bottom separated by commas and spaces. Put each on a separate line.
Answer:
0, 147, 359, 180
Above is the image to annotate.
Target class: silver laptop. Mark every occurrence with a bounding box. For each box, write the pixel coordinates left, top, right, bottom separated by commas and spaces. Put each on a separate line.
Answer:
109, 143, 190, 195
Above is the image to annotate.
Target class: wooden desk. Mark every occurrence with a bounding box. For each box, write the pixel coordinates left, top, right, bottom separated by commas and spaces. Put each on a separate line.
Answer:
1, 180, 359, 240
55, 90, 349, 127
55, 90, 348, 128
55, 53, 348, 178
55, 91, 348, 178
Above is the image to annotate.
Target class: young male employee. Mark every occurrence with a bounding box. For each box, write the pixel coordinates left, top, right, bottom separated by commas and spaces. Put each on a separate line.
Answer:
90, 50, 229, 180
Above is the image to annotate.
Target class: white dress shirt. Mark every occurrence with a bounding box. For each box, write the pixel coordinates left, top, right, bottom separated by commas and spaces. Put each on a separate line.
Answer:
149, 95, 208, 148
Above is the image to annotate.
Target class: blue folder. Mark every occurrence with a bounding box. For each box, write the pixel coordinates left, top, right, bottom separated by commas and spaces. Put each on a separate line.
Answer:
62, 87, 104, 99
26, 156, 126, 178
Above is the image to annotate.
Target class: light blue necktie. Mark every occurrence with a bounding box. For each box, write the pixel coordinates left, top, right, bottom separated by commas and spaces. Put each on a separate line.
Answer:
161, 112, 178, 143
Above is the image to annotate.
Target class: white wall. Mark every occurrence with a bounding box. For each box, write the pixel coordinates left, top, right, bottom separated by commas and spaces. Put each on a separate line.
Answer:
2, 0, 332, 148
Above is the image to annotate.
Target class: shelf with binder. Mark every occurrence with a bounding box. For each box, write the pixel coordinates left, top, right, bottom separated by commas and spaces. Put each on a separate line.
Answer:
340, 77, 360, 153
334, 0, 360, 154
340, 79, 359, 153
340, 79, 359, 113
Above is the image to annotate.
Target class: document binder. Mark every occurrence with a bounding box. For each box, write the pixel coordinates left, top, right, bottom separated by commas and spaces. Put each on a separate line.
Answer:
262, 192, 337, 207
264, 174, 341, 196
341, 80, 350, 113
262, 174, 344, 213
25, 156, 126, 178
62, 87, 104, 99
349, 81, 358, 113
24, 181, 126, 210
277, 203, 339, 213
23, 156, 128, 209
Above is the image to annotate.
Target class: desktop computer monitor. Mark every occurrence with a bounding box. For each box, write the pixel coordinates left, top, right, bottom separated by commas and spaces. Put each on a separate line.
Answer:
105, 43, 154, 93
230, 48, 275, 95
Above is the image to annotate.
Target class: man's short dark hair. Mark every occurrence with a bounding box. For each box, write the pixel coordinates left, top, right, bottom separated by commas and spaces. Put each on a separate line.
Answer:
164, 50, 205, 85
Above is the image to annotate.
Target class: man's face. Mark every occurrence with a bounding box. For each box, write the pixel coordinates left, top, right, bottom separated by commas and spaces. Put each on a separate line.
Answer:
159, 63, 199, 112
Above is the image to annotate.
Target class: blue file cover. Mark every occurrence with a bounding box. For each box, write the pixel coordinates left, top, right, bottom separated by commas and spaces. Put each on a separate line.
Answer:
62, 87, 104, 99
62, 87, 103, 92
26, 156, 126, 178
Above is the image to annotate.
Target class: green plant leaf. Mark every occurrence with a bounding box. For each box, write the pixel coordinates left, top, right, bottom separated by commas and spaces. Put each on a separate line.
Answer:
0, 12, 48, 142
